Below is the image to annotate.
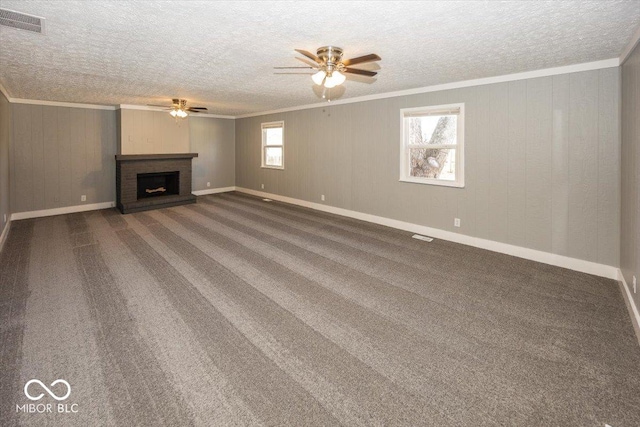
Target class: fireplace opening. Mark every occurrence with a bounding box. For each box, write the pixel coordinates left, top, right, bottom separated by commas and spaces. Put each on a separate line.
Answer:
137, 171, 180, 200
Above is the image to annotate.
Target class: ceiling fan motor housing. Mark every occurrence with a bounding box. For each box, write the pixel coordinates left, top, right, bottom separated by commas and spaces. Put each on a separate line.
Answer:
317, 46, 344, 74
172, 99, 187, 109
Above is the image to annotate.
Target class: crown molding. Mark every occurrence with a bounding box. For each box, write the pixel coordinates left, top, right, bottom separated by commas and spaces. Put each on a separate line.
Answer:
235, 58, 620, 119
119, 103, 165, 111
118, 104, 235, 119
10, 97, 116, 110
0, 83, 10, 101
620, 23, 640, 65
0, 57, 623, 118
191, 112, 236, 120
0, 84, 117, 110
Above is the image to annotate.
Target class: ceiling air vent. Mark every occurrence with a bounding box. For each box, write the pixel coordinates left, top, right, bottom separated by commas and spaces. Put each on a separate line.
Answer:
0, 8, 45, 34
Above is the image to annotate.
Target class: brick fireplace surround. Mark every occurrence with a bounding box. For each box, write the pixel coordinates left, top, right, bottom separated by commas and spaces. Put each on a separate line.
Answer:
115, 153, 198, 214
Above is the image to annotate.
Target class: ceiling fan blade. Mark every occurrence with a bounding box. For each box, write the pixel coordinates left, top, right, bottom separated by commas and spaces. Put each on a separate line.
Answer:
187, 108, 208, 112
273, 66, 314, 69
342, 53, 381, 67
188, 107, 207, 110
296, 56, 320, 68
343, 67, 377, 77
294, 49, 321, 64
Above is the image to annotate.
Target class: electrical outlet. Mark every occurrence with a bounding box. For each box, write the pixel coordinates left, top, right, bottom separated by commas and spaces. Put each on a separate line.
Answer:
454, 218, 461, 227
261, 184, 264, 189
321, 195, 325, 201
633, 276, 637, 294
81, 195, 87, 202
206, 182, 211, 187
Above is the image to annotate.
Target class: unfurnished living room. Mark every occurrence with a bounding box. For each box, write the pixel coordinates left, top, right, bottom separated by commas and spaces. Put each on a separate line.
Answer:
1, 1, 640, 426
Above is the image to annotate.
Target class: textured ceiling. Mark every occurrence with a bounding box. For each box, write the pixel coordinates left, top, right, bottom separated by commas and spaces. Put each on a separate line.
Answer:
1, 1, 639, 116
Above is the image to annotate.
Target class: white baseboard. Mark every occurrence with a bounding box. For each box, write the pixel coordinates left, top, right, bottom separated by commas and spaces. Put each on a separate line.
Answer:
10, 201, 116, 221
8, 188, 238, 220
192, 186, 236, 196
0, 218, 11, 254
7, 187, 621, 281
618, 270, 640, 345
235, 187, 619, 280
9, 189, 238, 219
9, 188, 238, 221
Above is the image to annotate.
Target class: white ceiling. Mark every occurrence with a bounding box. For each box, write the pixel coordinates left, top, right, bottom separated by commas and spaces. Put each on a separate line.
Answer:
1, 1, 639, 116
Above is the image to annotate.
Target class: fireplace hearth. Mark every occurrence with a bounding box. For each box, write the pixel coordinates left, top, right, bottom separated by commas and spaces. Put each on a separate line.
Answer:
116, 153, 198, 214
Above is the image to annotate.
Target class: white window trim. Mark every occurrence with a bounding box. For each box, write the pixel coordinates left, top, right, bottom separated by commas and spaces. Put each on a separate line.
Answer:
399, 103, 465, 188
261, 121, 285, 170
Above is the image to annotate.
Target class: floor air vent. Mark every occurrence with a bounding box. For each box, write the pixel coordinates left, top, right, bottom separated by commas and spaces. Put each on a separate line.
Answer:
0, 8, 45, 34
412, 234, 433, 242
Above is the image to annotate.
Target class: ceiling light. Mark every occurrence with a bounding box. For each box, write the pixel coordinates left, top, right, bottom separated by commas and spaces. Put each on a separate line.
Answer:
312, 70, 326, 85
170, 108, 188, 119
279, 46, 381, 94
312, 69, 346, 89
324, 71, 345, 88
323, 77, 337, 88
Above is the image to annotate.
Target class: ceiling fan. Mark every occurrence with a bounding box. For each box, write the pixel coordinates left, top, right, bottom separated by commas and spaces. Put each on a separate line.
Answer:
147, 99, 208, 119
274, 46, 381, 89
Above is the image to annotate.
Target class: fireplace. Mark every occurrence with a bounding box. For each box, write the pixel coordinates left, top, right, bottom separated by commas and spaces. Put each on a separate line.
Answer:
137, 171, 179, 200
115, 153, 198, 214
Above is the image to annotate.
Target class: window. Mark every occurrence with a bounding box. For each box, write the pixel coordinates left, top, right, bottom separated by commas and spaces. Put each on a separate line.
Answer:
261, 121, 284, 169
400, 103, 464, 187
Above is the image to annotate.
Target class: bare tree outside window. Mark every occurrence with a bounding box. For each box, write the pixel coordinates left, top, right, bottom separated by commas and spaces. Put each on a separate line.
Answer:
408, 116, 456, 179
400, 104, 464, 187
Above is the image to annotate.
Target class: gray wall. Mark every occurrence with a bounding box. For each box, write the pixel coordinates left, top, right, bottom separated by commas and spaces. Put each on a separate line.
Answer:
10, 107, 235, 214
118, 109, 190, 154
118, 109, 236, 192
236, 68, 621, 267
189, 116, 235, 191
0, 91, 10, 235
10, 104, 117, 213
621, 42, 640, 308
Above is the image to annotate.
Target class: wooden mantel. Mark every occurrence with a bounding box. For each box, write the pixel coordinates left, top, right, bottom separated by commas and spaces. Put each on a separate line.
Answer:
115, 153, 199, 161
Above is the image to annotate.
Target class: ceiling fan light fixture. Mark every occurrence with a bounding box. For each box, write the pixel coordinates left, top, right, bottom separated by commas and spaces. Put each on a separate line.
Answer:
325, 70, 345, 88
170, 108, 188, 119
284, 46, 380, 98
148, 99, 206, 119
323, 77, 337, 88
312, 70, 326, 85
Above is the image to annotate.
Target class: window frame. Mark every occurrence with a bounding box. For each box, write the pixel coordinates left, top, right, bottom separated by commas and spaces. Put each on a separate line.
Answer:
261, 121, 285, 170
399, 103, 465, 188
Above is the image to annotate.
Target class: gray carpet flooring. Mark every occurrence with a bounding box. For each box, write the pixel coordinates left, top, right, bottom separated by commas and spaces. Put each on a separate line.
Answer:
1, 191, 639, 426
